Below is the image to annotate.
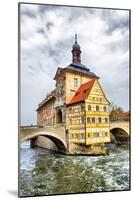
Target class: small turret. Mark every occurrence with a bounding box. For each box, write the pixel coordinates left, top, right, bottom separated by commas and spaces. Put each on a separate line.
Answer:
72, 34, 81, 63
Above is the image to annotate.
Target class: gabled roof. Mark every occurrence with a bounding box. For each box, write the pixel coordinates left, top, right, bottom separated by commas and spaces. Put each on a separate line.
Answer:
68, 79, 96, 105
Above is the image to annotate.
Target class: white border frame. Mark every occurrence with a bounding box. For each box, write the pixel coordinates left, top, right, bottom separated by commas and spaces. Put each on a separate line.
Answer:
0, 0, 133, 200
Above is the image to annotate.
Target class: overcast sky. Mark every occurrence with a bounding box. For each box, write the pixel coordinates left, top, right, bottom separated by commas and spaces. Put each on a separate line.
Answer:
20, 3, 130, 125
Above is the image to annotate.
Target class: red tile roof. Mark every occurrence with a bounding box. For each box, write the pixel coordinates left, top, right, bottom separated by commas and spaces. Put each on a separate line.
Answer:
68, 79, 96, 105
118, 112, 130, 117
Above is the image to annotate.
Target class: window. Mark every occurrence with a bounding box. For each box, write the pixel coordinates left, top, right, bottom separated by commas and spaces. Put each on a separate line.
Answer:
105, 132, 108, 137
88, 105, 91, 111
98, 117, 102, 123
81, 134, 84, 139
105, 118, 108, 123
94, 133, 99, 137
81, 105, 85, 111
92, 117, 95, 123
74, 78, 78, 87
96, 105, 99, 111
81, 118, 85, 123
104, 106, 107, 112
76, 134, 79, 139
87, 117, 90, 123
88, 133, 90, 138
69, 119, 72, 124
69, 107, 72, 112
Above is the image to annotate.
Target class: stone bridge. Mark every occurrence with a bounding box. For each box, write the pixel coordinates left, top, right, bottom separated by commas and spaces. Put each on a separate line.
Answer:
110, 121, 129, 135
20, 121, 130, 152
20, 125, 67, 153
110, 121, 130, 144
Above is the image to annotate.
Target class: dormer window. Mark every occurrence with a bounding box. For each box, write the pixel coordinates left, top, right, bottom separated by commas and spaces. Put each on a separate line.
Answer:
75, 92, 79, 96
83, 89, 87, 93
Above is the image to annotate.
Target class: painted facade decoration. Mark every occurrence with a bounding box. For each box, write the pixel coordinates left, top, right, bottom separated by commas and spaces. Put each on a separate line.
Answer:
37, 34, 111, 145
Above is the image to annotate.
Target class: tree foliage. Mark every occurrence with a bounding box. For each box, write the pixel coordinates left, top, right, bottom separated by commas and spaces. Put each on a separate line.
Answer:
109, 102, 123, 121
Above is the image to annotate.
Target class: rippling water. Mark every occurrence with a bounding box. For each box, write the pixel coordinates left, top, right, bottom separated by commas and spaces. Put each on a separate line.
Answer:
19, 141, 130, 197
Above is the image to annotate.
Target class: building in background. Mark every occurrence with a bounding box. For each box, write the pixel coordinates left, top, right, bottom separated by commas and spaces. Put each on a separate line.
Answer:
118, 112, 129, 121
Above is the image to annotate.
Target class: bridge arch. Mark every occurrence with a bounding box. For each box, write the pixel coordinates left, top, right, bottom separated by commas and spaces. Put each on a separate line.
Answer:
22, 131, 67, 154
110, 127, 130, 145
110, 121, 129, 135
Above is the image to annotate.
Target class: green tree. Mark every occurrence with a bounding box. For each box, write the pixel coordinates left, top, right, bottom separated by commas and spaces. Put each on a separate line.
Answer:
109, 102, 123, 121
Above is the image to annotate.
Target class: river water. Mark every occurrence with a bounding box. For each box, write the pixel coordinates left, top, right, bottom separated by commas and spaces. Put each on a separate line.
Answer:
19, 141, 130, 197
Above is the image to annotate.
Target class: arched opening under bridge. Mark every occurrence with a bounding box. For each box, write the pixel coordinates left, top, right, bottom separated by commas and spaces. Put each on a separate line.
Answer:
110, 128, 130, 145
30, 134, 67, 154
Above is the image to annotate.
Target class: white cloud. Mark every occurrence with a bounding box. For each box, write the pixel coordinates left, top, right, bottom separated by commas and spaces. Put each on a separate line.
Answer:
20, 4, 130, 125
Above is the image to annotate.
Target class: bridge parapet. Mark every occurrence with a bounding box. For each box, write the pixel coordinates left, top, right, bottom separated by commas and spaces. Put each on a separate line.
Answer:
20, 125, 66, 144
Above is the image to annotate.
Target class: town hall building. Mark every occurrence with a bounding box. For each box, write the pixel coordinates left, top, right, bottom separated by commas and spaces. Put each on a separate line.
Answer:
36, 35, 110, 146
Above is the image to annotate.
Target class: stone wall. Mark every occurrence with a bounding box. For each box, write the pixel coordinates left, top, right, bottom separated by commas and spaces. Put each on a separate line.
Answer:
68, 142, 108, 155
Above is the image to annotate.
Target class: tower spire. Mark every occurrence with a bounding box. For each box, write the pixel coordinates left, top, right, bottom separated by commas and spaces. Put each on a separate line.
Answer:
75, 34, 77, 44
72, 34, 81, 63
